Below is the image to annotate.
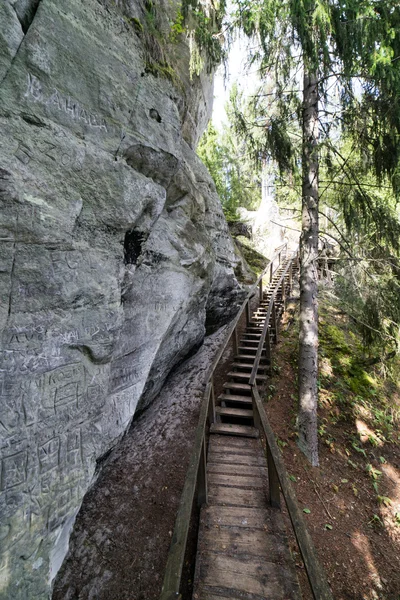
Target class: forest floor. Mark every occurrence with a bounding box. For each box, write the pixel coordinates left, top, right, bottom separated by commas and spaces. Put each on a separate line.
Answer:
267, 289, 400, 600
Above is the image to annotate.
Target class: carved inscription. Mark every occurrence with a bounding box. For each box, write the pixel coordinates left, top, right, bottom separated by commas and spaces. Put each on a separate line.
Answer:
38, 364, 85, 412
25, 73, 108, 131
154, 301, 182, 312
1, 451, 27, 491
109, 365, 141, 393
39, 438, 60, 474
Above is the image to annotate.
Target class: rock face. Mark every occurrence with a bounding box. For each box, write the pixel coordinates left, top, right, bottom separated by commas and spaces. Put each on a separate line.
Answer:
0, 1, 243, 597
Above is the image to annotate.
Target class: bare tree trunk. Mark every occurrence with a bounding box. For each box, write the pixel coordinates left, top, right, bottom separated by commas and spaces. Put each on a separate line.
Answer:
297, 70, 319, 466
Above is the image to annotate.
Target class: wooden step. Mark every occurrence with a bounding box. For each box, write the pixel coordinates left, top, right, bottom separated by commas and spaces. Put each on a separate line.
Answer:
243, 332, 262, 338
232, 363, 268, 371
218, 394, 253, 405
216, 407, 253, 419
235, 354, 269, 362
228, 371, 268, 381
210, 423, 259, 438
240, 339, 259, 346
238, 346, 258, 354
223, 382, 251, 393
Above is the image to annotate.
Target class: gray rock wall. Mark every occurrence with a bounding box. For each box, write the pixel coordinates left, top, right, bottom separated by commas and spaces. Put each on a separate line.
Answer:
0, 1, 243, 597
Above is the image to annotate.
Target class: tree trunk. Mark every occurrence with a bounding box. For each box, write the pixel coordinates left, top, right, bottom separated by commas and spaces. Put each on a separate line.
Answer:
297, 70, 319, 467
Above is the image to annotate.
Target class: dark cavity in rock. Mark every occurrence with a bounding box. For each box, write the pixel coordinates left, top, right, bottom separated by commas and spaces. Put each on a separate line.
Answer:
149, 108, 162, 123
124, 230, 147, 265
15, 0, 42, 33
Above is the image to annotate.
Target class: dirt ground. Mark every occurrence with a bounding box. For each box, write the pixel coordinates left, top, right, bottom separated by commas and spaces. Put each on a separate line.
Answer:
266, 298, 400, 600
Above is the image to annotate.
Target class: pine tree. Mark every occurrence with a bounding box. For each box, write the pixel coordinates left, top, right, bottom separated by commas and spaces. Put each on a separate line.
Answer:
226, 0, 400, 465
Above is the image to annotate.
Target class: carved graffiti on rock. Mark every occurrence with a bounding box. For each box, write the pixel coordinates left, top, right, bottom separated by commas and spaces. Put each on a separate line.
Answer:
24, 73, 108, 131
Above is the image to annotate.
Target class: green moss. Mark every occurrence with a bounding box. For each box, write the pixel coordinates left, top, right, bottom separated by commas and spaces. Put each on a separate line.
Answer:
235, 239, 268, 276
323, 324, 351, 354
131, 17, 144, 33
316, 294, 400, 442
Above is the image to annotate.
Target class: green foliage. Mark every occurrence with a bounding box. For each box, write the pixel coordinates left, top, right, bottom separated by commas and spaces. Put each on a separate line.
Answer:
318, 298, 400, 443
197, 110, 262, 220
181, 0, 227, 75
169, 8, 185, 42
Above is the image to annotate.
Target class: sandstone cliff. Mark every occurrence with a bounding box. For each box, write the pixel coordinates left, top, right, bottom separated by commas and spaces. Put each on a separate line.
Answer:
0, 1, 244, 597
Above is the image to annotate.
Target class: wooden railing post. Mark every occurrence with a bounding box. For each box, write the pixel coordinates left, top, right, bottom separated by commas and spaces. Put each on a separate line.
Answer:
259, 278, 263, 303
267, 442, 281, 508
208, 378, 216, 425
269, 261, 273, 283
289, 262, 293, 293
246, 299, 251, 326
197, 438, 207, 507
252, 387, 261, 430
233, 326, 239, 356
272, 301, 278, 343
265, 328, 271, 362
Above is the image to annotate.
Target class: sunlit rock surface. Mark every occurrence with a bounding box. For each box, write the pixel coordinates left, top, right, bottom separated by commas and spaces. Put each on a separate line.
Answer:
0, 1, 243, 596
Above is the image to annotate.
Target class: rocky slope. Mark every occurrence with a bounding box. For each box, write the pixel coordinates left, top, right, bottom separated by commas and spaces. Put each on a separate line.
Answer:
0, 1, 244, 597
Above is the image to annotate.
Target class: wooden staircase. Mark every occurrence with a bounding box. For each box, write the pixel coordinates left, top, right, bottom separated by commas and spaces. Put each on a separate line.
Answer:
192, 257, 302, 599
161, 246, 334, 600
209, 258, 293, 441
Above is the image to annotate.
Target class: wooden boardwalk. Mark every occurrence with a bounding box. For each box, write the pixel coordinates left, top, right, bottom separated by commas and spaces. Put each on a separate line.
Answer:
160, 248, 333, 600
192, 257, 301, 599
193, 435, 301, 600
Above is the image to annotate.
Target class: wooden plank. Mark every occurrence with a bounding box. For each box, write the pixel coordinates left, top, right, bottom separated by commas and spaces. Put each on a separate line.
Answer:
202, 505, 286, 534
208, 444, 258, 457
209, 424, 258, 438
222, 382, 251, 392
207, 452, 263, 467
215, 406, 253, 419
237, 346, 258, 353
207, 472, 265, 490
228, 371, 268, 381
235, 353, 267, 362
201, 526, 287, 559
207, 485, 266, 508
208, 435, 258, 450
196, 553, 300, 598
231, 362, 267, 370
207, 463, 266, 477
217, 393, 253, 405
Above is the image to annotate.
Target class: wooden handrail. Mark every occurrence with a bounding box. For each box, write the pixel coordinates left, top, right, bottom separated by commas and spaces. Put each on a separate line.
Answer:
251, 387, 334, 600
159, 382, 211, 600
249, 252, 297, 386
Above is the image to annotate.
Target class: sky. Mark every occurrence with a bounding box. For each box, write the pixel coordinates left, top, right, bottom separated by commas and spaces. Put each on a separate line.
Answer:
212, 35, 259, 130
